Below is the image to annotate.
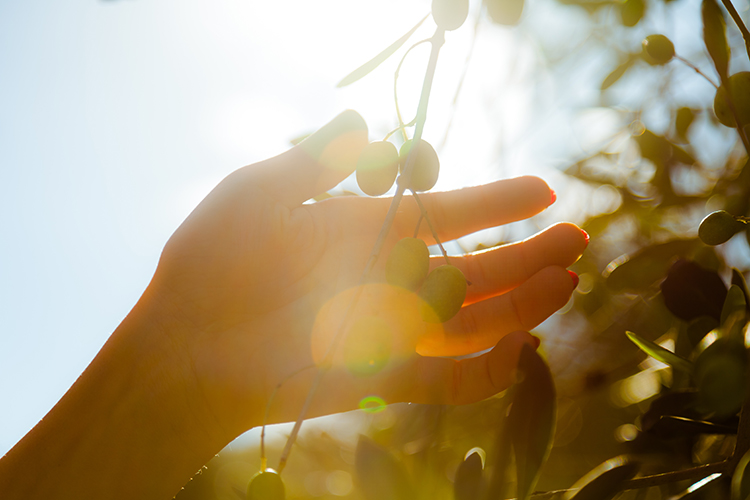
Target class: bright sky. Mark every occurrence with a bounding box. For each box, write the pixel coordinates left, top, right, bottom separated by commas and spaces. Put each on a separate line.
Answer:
0, 0, 653, 455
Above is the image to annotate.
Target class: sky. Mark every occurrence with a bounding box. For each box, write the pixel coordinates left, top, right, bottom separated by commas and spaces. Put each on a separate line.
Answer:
1, 0, 730, 457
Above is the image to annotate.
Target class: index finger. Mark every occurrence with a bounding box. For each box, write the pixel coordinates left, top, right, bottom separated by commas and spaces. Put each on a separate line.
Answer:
390, 176, 555, 243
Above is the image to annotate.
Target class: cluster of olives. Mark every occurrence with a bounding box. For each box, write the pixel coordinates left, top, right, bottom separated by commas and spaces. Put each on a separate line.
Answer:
247, 469, 285, 500
698, 210, 748, 246
355, 138, 440, 196
386, 237, 467, 323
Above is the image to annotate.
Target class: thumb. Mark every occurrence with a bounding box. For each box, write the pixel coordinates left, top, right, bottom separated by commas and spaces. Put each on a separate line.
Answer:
257, 109, 368, 207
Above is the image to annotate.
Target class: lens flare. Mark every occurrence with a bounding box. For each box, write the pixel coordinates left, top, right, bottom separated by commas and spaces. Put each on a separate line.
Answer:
359, 396, 387, 413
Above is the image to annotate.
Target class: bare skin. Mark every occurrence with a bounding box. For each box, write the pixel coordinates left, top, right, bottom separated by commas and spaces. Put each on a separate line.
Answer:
0, 110, 587, 500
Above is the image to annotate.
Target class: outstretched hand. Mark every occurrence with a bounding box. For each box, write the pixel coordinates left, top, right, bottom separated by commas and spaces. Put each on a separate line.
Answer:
147, 110, 588, 443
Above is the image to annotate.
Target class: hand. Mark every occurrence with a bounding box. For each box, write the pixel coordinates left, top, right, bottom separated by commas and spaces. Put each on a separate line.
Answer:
146, 110, 588, 444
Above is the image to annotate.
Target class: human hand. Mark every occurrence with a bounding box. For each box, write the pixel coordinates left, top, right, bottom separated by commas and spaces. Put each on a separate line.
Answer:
145, 110, 588, 445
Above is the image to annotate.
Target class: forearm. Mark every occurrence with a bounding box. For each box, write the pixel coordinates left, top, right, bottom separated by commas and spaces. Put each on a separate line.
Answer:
0, 289, 230, 500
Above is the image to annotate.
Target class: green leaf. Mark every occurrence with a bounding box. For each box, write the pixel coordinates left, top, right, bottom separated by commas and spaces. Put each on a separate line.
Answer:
686, 316, 720, 347
336, 15, 429, 88
626, 331, 693, 373
694, 337, 748, 417
702, 0, 730, 82
563, 456, 640, 500
454, 451, 483, 500
732, 269, 750, 312
507, 344, 556, 500
601, 55, 636, 90
732, 448, 750, 500
354, 435, 414, 500
721, 285, 748, 326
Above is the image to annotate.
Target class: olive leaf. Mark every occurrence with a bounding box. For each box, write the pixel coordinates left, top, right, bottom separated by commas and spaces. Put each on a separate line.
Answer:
507, 344, 556, 500
336, 14, 429, 88
702, 0, 730, 82
354, 435, 414, 500
562, 456, 640, 500
694, 336, 748, 417
731, 268, 750, 312
721, 284, 748, 326
454, 451, 484, 500
626, 331, 693, 373
601, 54, 636, 90
732, 448, 750, 500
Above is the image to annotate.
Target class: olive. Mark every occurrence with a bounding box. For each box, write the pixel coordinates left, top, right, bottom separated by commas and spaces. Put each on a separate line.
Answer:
642, 35, 674, 65
698, 210, 745, 245
486, 0, 524, 26
419, 265, 467, 323
356, 141, 399, 196
398, 139, 439, 192
432, 0, 470, 31
713, 72, 750, 128
247, 469, 285, 500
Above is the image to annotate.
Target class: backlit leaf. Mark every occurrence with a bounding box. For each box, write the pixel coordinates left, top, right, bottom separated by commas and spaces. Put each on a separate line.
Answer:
601, 55, 636, 90
732, 448, 750, 500
336, 15, 429, 88
721, 285, 747, 326
454, 451, 483, 500
702, 0, 730, 81
626, 331, 693, 373
563, 456, 640, 500
731, 268, 750, 312
507, 344, 556, 500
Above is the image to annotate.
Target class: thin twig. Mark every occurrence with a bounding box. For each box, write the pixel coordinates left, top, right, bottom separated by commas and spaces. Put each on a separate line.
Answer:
717, 0, 750, 60
394, 38, 432, 142
675, 55, 719, 89
411, 191, 451, 264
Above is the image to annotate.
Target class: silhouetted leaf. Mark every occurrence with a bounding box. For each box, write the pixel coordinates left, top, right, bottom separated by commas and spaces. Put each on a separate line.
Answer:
563, 456, 640, 500
354, 435, 414, 500
721, 285, 747, 325
626, 331, 693, 373
676, 107, 696, 141
454, 451, 483, 500
731, 269, 750, 312
601, 55, 636, 90
507, 344, 556, 500
486, 0, 525, 26
694, 337, 748, 417
641, 390, 698, 432
336, 15, 428, 87
732, 448, 750, 500
620, 0, 644, 27
702, 0, 730, 82
687, 316, 720, 347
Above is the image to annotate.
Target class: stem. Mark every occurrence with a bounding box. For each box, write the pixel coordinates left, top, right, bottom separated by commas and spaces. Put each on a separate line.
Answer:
675, 55, 719, 89
394, 39, 432, 142
412, 191, 451, 264
275, 27, 446, 472
717, 0, 750, 61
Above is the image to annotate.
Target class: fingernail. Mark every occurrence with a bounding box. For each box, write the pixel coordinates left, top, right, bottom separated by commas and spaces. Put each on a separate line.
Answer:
530, 335, 541, 348
568, 270, 579, 288
550, 189, 557, 205
581, 228, 590, 245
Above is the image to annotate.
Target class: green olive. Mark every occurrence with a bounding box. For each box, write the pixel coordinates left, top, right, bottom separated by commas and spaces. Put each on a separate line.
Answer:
386, 237, 430, 292
432, 0, 469, 31
247, 469, 285, 500
356, 141, 399, 196
698, 210, 745, 245
486, 0, 524, 26
398, 139, 440, 192
419, 264, 467, 323
620, 0, 645, 27
713, 72, 750, 128
642, 35, 674, 65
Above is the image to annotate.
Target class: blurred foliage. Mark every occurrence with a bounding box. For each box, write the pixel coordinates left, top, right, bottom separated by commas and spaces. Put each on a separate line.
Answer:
173, 0, 750, 496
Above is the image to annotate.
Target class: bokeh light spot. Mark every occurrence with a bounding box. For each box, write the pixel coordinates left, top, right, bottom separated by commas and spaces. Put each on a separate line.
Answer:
359, 395, 387, 413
